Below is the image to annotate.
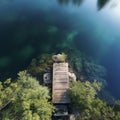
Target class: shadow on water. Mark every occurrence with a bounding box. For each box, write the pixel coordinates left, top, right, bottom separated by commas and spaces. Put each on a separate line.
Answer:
57, 0, 111, 10
57, 0, 84, 6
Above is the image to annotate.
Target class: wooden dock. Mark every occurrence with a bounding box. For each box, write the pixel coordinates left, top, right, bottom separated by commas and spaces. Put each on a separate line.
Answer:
52, 63, 70, 104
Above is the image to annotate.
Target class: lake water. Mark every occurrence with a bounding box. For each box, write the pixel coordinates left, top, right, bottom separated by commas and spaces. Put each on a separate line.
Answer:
0, 0, 120, 98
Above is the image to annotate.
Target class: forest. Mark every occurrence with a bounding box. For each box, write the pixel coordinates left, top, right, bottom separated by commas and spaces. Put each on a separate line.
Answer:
0, 51, 120, 120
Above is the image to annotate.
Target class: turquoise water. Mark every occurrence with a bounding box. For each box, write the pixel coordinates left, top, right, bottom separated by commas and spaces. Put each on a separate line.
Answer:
0, 0, 120, 98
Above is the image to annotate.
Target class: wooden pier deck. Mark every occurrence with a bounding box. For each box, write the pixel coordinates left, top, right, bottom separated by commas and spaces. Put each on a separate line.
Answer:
52, 63, 70, 104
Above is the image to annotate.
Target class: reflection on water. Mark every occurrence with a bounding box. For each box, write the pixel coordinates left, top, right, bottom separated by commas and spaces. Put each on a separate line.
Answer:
97, 0, 110, 10
57, 0, 111, 10
57, 0, 83, 6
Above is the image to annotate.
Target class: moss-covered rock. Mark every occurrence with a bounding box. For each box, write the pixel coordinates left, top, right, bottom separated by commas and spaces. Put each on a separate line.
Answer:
52, 53, 67, 62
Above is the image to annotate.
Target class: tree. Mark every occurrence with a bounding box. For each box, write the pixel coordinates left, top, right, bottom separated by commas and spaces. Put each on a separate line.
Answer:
28, 54, 53, 74
69, 80, 120, 120
0, 71, 54, 120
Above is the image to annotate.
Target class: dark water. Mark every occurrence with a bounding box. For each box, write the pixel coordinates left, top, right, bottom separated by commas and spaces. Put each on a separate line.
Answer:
0, 0, 120, 98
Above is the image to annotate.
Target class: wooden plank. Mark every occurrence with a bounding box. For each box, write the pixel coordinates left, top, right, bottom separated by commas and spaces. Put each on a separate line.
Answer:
53, 90, 68, 96
54, 79, 67, 84
53, 92, 68, 98
53, 72, 68, 75
53, 96, 70, 103
53, 89, 68, 93
53, 84, 69, 89
53, 77, 68, 81
54, 68, 68, 72
53, 74, 68, 77
53, 63, 68, 67
52, 63, 70, 103
54, 74, 68, 76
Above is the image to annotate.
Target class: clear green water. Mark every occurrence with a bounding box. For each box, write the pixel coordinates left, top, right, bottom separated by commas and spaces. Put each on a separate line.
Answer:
0, 0, 120, 98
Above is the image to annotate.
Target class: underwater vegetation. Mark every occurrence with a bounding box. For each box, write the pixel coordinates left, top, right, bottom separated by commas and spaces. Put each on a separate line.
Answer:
0, 57, 11, 68
47, 26, 59, 34
65, 49, 106, 84
66, 31, 78, 45
19, 45, 34, 60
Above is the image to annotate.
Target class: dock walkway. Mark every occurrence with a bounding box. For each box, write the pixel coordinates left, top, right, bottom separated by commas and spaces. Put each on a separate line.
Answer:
52, 63, 70, 103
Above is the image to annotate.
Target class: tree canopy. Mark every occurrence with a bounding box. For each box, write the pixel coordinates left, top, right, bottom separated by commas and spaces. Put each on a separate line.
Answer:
0, 71, 54, 120
69, 81, 120, 120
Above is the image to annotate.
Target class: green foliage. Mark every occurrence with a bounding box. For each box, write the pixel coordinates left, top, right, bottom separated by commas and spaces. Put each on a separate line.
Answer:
69, 81, 120, 120
0, 71, 54, 120
28, 53, 53, 76
114, 100, 120, 111
69, 81, 101, 112
0, 78, 18, 111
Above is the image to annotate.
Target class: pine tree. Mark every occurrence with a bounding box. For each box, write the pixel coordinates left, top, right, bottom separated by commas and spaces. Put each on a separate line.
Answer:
0, 71, 54, 120
69, 80, 120, 120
